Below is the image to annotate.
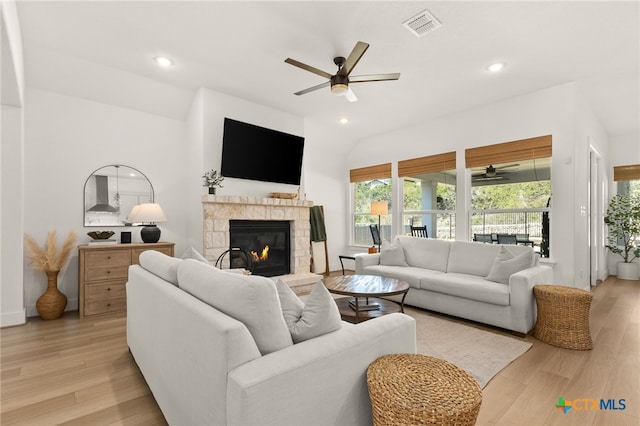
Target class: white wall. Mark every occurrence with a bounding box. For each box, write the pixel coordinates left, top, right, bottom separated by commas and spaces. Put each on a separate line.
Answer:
1, 0, 26, 326
346, 83, 605, 288
23, 88, 188, 316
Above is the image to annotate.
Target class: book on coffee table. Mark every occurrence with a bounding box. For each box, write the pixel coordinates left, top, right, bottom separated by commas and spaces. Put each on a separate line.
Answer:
348, 299, 380, 311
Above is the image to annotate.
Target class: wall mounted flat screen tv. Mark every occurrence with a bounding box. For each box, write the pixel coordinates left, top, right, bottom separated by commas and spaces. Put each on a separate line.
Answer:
221, 118, 305, 185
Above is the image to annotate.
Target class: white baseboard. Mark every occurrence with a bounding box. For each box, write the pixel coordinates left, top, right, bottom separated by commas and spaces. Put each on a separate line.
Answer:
1, 308, 26, 327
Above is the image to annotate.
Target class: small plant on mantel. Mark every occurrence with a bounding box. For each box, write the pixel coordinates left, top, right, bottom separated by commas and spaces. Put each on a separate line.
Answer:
202, 169, 224, 194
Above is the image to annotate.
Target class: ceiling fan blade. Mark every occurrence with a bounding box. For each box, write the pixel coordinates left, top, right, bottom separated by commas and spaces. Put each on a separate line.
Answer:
349, 73, 401, 83
338, 41, 369, 76
285, 58, 332, 79
343, 87, 358, 102
495, 163, 520, 170
294, 81, 330, 96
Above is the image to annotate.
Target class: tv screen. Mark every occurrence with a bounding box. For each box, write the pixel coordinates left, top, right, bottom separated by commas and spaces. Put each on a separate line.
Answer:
221, 118, 305, 185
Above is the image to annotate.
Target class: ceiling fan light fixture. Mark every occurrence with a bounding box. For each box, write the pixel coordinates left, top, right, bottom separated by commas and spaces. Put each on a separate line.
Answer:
331, 83, 349, 95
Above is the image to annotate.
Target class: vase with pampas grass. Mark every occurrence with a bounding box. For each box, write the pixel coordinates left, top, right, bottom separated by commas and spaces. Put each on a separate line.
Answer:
24, 230, 77, 320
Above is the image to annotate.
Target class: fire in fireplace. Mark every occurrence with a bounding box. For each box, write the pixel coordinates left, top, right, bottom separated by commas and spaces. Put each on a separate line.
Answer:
229, 220, 290, 277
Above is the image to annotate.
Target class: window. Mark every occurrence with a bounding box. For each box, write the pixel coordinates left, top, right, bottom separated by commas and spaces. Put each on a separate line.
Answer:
399, 152, 456, 240
350, 163, 392, 246
466, 135, 552, 256
614, 164, 640, 197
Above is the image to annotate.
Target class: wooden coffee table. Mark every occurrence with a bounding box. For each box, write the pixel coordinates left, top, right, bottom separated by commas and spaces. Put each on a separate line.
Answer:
322, 275, 410, 323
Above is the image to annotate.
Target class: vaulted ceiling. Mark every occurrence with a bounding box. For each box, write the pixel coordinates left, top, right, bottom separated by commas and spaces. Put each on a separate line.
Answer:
16, 1, 640, 141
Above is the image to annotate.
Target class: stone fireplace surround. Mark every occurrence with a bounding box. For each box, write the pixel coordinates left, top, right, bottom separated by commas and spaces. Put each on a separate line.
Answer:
202, 195, 321, 294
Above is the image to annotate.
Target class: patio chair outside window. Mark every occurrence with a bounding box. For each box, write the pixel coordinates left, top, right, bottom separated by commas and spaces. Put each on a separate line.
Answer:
410, 226, 428, 238
473, 233, 493, 243
497, 234, 518, 245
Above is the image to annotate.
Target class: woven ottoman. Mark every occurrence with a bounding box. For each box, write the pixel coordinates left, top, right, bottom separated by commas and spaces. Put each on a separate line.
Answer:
533, 285, 593, 350
366, 354, 482, 426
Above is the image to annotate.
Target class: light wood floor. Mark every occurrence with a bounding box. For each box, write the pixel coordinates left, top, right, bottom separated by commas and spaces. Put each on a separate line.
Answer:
1, 275, 638, 425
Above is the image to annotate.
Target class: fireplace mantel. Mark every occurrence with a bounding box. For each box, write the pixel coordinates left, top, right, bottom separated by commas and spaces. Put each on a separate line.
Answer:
202, 195, 313, 276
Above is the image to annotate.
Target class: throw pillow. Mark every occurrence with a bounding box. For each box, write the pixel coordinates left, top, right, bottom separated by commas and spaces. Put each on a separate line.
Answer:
139, 250, 182, 286
485, 246, 533, 284
177, 259, 293, 355
379, 240, 409, 267
274, 279, 342, 344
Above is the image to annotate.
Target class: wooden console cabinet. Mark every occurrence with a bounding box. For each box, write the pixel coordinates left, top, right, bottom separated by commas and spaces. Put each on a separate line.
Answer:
78, 242, 174, 318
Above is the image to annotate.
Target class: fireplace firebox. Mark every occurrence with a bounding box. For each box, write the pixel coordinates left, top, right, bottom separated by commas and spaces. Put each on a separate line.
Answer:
229, 220, 290, 277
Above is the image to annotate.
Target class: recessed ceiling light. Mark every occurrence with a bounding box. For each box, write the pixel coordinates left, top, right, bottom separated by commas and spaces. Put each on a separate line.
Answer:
487, 62, 505, 72
154, 56, 174, 67
340, 117, 349, 125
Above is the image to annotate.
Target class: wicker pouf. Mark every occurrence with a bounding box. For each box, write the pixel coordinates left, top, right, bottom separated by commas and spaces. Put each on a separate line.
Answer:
533, 285, 593, 350
366, 354, 482, 426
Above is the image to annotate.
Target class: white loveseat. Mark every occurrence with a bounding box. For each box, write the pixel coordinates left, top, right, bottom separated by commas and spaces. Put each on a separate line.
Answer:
127, 251, 417, 426
356, 236, 553, 334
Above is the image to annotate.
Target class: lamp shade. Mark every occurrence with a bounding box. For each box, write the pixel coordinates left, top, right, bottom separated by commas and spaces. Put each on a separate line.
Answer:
127, 205, 140, 223
128, 203, 167, 224
370, 201, 388, 216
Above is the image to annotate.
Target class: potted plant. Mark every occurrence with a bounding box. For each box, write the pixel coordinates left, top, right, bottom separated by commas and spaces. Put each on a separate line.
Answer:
202, 169, 224, 194
604, 194, 640, 280
24, 230, 77, 319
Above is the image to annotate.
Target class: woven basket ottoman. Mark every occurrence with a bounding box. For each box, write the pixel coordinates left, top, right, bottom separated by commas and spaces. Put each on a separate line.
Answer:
533, 285, 593, 350
366, 354, 482, 426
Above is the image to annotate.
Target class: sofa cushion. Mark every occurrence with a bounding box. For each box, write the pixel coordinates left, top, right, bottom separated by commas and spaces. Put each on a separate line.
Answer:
485, 246, 535, 284
396, 235, 451, 272
177, 259, 293, 355
139, 250, 182, 286
420, 272, 510, 306
446, 241, 501, 276
380, 240, 409, 267
274, 279, 342, 343
361, 264, 443, 289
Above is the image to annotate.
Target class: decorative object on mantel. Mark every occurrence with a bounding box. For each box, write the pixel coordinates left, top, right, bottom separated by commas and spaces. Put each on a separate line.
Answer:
202, 169, 224, 195
128, 203, 168, 243
24, 230, 77, 320
269, 192, 297, 199
604, 194, 640, 280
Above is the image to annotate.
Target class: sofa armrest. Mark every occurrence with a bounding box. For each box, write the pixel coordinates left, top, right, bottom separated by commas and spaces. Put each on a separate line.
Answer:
227, 313, 416, 426
508, 265, 554, 332
355, 253, 380, 273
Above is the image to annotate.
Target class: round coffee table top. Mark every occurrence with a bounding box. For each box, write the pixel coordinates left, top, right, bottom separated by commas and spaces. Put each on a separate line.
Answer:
322, 274, 409, 297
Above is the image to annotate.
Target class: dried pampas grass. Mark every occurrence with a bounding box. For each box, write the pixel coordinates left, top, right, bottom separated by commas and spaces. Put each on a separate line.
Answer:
25, 230, 77, 272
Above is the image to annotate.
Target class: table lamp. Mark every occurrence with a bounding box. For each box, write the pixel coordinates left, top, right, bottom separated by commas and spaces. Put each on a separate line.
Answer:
128, 203, 168, 243
370, 201, 388, 252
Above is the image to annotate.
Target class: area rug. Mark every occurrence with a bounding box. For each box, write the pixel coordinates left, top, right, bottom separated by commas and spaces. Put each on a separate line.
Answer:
405, 307, 532, 388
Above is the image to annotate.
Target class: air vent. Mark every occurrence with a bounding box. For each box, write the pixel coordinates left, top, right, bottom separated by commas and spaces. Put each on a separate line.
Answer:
403, 9, 442, 37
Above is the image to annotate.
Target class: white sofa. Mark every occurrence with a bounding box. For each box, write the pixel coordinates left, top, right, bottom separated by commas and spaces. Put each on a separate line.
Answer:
127, 251, 417, 426
356, 236, 553, 335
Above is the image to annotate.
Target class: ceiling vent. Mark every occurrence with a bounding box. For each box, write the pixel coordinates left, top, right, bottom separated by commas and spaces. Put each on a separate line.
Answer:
403, 9, 442, 37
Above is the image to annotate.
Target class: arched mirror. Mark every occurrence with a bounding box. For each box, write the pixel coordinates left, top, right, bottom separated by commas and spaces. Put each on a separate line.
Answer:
84, 165, 154, 227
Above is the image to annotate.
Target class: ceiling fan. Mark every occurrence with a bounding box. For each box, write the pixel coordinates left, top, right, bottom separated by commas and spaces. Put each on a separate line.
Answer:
472, 163, 520, 181
285, 41, 400, 102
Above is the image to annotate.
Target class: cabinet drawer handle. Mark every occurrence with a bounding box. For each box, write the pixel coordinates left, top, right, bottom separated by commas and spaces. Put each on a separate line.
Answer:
107, 303, 111, 307
107, 287, 111, 291
107, 256, 111, 259
106, 270, 111, 274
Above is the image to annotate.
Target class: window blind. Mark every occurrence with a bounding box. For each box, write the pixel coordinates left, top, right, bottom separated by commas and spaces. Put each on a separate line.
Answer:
349, 163, 392, 183
613, 164, 640, 182
465, 135, 552, 169
398, 151, 456, 177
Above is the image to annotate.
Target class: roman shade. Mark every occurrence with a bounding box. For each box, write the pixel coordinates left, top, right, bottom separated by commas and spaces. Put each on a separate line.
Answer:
350, 163, 392, 183
465, 135, 552, 169
398, 151, 456, 177
613, 164, 640, 182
